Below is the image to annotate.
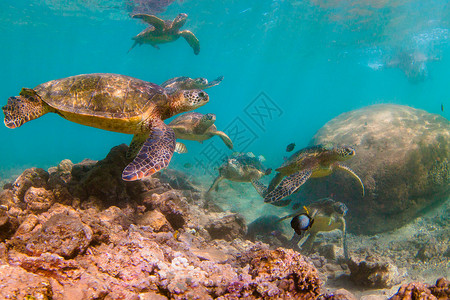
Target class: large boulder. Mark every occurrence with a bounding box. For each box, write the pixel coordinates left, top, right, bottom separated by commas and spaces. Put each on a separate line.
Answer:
300, 104, 450, 234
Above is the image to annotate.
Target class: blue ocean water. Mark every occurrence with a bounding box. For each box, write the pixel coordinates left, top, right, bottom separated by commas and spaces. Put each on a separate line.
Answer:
0, 0, 449, 178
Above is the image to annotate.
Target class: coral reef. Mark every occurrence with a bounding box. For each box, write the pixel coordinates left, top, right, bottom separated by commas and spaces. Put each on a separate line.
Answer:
301, 104, 450, 234
389, 278, 450, 300
0, 144, 321, 299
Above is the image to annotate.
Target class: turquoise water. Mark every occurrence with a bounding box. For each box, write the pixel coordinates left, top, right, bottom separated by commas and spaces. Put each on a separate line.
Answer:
0, 0, 449, 177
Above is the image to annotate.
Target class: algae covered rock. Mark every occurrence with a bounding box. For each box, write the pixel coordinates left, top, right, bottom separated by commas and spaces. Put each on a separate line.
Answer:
0, 264, 53, 299
301, 104, 450, 234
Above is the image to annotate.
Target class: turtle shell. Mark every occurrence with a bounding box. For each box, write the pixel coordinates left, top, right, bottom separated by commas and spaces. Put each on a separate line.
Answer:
279, 145, 328, 170
34, 73, 166, 119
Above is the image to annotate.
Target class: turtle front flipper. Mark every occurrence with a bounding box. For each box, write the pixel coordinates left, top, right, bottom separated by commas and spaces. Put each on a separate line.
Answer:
251, 179, 267, 197
126, 133, 148, 159
214, 131, 234, 149
264, 170, 313, 204
3, 88, 49, 129
335, 163, 365, 196
122, 120, 176, 181
267, 172, 285, 193
206, 76, 224, 89
194, 113, 216, 134
179, 30, 200, 55
132, 14, 165, 31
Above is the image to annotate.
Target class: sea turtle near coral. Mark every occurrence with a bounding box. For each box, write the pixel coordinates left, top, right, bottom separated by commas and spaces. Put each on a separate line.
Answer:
252, 144, 364, 205
129, 13, 200, 55
169, 112, 233, 150
2, 73, 209, 181
161, 76, 224, 95
206, 152, 271, 194
279, 198, 349, 258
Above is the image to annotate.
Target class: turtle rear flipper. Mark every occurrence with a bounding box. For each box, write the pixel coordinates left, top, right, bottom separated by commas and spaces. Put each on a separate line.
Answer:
122, 120, 176, 181
179, 30, 200, 55
214, 131, 233, 149
3, 89, 49, 129
264, 170, 312, 204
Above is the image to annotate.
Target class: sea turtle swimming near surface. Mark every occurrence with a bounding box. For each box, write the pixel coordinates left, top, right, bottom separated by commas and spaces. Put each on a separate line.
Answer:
252, 144, 364, 205
169, 112, 233, 150
2, 73, 209, 181
129, 13, 200, 55
279, 198, 349, 259
206, 152, 271, 194
161, 76, 224, 95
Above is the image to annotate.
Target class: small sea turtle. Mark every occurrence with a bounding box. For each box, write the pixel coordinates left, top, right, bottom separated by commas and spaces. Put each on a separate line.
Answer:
279, 198, 349, 258
2, 73, 209, 181
169, 112, 233, 150
253, 144, 364, 205
206, 152, 271, 194
129, 13, 200, 55
161, 76, 224, 95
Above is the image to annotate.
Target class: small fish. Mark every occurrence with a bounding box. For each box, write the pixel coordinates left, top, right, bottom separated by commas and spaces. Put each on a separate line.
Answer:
290, 213, 314, 235
286, 143, 296, 152
441, 103, 444, 112
183, 163, 193, 169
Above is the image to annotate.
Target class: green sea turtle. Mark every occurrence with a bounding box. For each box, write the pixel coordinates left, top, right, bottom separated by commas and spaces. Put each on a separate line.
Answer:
206, 152, 271, 194
2, 73, 209, 181
279, 198, 349, 258
129, 13, 200, 55
161, 76, 224, 95
253, 144, 364, 205
168, 112, 233, 150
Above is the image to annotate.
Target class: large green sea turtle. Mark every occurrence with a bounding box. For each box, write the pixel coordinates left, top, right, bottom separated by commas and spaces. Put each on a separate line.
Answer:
2, 73, 209, 181
253, 144, 364, 204
129, 13, 200, 55
169, 112, 233, 150
161, 76, 224, 95
207, 152, 271, 194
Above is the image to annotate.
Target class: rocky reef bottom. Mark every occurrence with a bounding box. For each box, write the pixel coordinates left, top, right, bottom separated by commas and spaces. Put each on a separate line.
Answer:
0, 144, 448, 299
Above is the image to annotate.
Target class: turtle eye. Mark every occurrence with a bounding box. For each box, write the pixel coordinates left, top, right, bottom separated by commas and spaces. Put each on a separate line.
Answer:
198, 92, 205, 98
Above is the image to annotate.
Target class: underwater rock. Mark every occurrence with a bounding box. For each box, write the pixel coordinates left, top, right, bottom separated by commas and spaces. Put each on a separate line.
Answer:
246, 215, 290, 248
137, 210, 173, 232
11, 167, 49, 203
241, 247, 321, 299
0, 264, 53, 299
204, 212, 247, 241
0, 207, 19, 241
159, 169, 200, 192
25, 212, 93, 258
0, 145, 325, 299
318, 288, 358, 300
24, 187, 55, 213
303, 104, 450, 234
348, 255, 403, 288
389, 277, 450, 300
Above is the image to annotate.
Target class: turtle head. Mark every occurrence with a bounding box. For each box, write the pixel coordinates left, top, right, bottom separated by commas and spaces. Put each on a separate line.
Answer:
172, 13, 188, 29
170, 89, 209, 115
334, 145, 356, 161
